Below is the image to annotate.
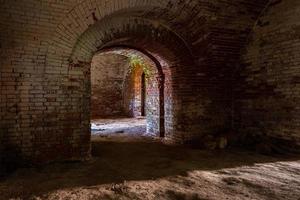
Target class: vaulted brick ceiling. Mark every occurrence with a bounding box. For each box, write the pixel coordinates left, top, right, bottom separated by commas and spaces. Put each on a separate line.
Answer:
48, 0, 269, 66
4, 0, 289, 164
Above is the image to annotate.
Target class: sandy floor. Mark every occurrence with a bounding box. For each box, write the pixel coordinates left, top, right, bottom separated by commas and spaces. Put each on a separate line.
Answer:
0, 118, 300, 200
91, 117, 148, 136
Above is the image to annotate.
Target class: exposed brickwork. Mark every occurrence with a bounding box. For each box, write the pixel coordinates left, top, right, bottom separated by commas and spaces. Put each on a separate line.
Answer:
91, 48, 163, 136
45, 0, 268, 144
1, 0, 298, 166
91, 53, 129, 118
124, 63, 145, 118
234, 0, 300, 148
0, 0, 84, 165
123, 58, 161, 135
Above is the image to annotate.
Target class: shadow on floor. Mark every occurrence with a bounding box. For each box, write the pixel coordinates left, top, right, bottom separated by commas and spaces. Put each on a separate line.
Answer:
1, 138, 300, 199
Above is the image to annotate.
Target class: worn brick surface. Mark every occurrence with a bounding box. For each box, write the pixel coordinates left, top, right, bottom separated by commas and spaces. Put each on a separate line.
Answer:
101, 48, 163, 136
234, 0, 300, 148
1, 0, 298, 165
91, 53, 129, 118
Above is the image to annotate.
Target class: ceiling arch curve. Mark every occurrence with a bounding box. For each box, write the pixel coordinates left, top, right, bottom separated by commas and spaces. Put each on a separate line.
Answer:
46, 0, 269, 72
46, 0, 204, 70
68, 16, 194, 66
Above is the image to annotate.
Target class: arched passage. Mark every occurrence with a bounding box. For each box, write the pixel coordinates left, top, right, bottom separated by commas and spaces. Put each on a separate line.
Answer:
0, 0, 271, 164
96, 45, 167, 137
45, 13, 194, 160
4, 1, 300, 198
36, 0, 266, 162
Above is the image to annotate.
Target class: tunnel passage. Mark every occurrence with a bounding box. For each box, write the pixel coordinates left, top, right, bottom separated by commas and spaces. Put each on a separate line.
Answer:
0, 0, 299, 166
90, 47, 167, 137
96, 46, 167, 137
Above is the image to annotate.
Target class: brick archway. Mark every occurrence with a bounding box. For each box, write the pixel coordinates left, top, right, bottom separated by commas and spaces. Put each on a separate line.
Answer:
0, 0, 270, 164
44, 13, 195, 160
97, 45, 167, 138
39, 0, 267, 162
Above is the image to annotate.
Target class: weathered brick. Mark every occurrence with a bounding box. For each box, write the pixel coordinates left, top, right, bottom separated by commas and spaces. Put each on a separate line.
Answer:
0, 0, 298, 167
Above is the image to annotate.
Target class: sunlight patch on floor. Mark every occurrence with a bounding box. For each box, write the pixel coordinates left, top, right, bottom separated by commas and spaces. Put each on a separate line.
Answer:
91, 117, 147, 135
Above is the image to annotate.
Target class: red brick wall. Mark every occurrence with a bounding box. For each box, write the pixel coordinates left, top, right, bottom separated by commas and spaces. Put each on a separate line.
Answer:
123, 64, 144, 118
0, 0, 280, 165
0, 0, 89, 164
122, 55, 161, 136
91, 53, 129, 118
234, 0, 300, 148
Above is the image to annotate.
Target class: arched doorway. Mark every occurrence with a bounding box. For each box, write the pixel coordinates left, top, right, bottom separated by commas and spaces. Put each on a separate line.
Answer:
91, 46, 166, 138
43, 0, 196, 162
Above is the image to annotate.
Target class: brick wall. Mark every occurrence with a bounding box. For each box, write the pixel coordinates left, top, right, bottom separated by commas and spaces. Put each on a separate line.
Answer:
119, 51, 161, 136
91, 53, 129, 118
0, 0, 90, 165
0, 0, 284, 165
123, 64, 144, 118
234, 0, 300, 149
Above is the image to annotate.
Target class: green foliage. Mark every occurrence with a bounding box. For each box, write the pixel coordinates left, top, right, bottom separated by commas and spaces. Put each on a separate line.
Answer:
128, 55, 151, 78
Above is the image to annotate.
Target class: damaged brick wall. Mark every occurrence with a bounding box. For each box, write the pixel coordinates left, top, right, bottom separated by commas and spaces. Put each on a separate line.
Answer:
234, 0, 300, 150
91, 53, 129, 118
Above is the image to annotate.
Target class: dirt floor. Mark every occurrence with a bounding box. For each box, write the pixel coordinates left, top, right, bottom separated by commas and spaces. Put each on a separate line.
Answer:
91, 117, 147, 136
0, 118, 300, 200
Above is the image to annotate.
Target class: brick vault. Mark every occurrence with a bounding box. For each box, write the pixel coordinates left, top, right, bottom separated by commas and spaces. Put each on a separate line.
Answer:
0, 0, 299, 166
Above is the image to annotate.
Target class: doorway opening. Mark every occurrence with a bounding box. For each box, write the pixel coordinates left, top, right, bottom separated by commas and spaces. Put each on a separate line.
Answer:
90, 47, 165, 141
